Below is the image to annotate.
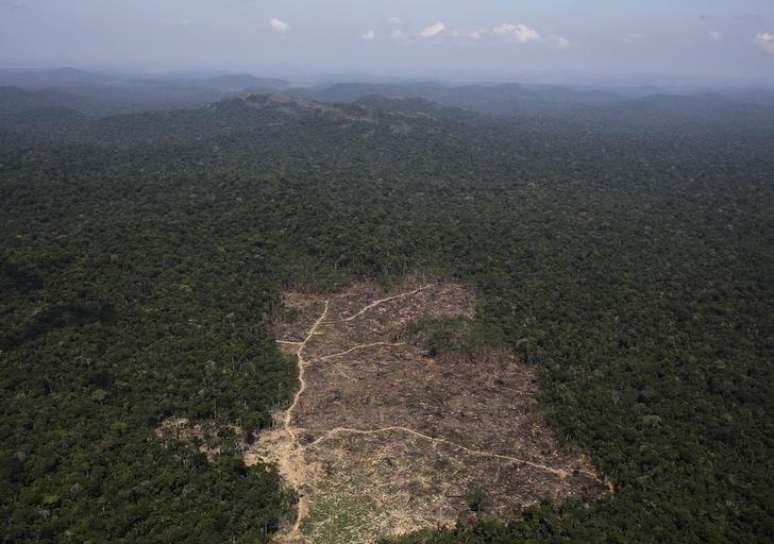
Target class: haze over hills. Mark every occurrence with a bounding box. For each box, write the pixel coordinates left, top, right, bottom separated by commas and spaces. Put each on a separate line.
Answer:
0, 68, 291, 115
0, 67, 113, 88
3, 67, 774, 122
0, 69, 774, 126
0, 67, 290, 91
289, 81, 627, 115
0, 86, 82, 115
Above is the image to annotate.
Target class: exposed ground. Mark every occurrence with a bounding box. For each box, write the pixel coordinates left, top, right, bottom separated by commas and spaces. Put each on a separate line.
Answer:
244, 278, 608, 544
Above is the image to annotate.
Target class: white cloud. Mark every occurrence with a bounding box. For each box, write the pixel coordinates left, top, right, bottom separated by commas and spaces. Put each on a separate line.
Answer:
390, 29, 406, 41
547, 34, 571, 48
361, 30, 375, 41
380, 21, 568, 49
755, 32, 774, 54
624, 32, 644, 43
388, 16, 403, 25
492, 23, 540, 43
709, 31, 723, 41
270, 18, 290, 34
420, 21, 446, 38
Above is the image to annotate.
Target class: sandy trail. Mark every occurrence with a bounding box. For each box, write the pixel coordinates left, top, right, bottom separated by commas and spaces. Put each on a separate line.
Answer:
279, 301, 329, 541
321, 284, 432, 324
305, 426, 600, 480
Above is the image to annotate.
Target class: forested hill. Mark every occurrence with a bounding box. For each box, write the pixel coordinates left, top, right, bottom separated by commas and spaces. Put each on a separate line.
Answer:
0, 87, 84, 121
1, 90, 774, 543
290, 81, 774, 122
4, 90, 772, 177
5, 77, 774, 125
289, 81, 625, 114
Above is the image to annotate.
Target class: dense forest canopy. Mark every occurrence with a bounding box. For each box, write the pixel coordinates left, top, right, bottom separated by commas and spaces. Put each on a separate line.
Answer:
1, 82, 773, 543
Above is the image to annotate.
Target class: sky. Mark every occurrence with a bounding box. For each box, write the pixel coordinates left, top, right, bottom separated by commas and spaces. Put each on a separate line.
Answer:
1, 0, 773, 84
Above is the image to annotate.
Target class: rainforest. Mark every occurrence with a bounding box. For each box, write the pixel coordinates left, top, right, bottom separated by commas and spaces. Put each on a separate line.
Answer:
1, 73, 774, 544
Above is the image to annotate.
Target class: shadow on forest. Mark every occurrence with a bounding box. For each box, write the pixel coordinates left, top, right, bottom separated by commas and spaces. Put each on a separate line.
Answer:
1, 302, 114, 351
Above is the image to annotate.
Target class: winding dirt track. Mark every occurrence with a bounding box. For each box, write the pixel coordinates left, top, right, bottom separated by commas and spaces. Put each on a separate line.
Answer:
268, 284, 607, 543
320, 285, 432, 324
284, 301, 329, 446
306, 426, 584, 479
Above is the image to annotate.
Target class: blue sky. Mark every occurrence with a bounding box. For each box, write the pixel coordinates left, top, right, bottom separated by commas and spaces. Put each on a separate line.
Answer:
1, 0, 773, 84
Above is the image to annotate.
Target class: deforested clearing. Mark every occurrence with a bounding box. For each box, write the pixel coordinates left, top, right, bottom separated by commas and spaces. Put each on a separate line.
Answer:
246, 278, 608, 544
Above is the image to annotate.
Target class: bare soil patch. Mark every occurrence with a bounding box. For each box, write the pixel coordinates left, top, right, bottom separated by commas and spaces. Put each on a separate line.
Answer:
246, 277, 607, 544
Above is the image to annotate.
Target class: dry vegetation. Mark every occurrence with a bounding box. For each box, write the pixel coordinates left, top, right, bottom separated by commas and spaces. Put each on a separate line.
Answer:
245, 278, 607, 544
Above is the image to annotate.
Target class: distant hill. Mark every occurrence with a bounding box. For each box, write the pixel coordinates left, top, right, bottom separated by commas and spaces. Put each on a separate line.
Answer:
288, 81, 774, 127
290, 81, 625, 116
721, 88, 774, 107
598, 93, 774, 127
25, 91, 496, 179
0, 67, 111, 88
128, 73, 290, 92
0, 89, 83, 130
618, 93, 734, 112
196, 74, 290, 92
202, 92, 470, 132
350, 94, 482, 123
0, 86, 83, 118
0, 69, 290, 116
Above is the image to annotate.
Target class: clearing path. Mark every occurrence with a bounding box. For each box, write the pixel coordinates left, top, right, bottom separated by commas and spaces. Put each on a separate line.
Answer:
245, 279, 607, 544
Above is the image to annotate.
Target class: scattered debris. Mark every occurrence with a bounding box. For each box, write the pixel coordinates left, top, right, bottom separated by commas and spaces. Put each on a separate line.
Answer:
246, 277, 607, 543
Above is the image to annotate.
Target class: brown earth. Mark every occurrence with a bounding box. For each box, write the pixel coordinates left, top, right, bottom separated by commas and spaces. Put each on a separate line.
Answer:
245, 278, 608, 544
